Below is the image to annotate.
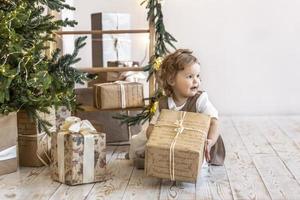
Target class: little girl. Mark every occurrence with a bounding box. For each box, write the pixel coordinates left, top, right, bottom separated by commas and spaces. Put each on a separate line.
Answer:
129, 49, 225, 168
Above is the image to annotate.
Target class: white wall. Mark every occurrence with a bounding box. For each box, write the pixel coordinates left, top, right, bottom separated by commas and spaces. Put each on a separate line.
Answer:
70, 0, 300, 115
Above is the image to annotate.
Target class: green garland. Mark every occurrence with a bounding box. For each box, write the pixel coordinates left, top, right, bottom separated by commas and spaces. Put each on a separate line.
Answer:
142, 0, 177, 79
115, 0, 176, 126
0, 0, 91, 134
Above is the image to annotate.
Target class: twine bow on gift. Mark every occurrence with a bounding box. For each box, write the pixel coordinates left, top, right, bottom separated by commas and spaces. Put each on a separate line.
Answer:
57, 117, 97, 183
155, 111, 207, 181
67, 119, 97, 134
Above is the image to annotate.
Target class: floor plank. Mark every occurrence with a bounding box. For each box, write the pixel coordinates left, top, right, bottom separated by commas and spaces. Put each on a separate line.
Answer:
159, 180, 196, 200
221, 117, 272, 200
271, 116, 300, 148
19, 168, 61, 200
122, 167, 161, 200
196, 164, 233, 200
233, 117, 300, 199
49, 146, 117, 200
0, 167, 49, 199
86, 146, 134, 200
232, 116, 274, 155
288, 115, 300, 124
2, 116, 300, 199
253, 154, 300, 199
254, 117, 300, 183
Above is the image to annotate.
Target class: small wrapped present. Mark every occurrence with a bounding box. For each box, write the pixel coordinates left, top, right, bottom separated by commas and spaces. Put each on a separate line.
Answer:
145, 109, 211, 182
0, 113, 18, 176
51, 117, 106, 185
94, 81, 144, 109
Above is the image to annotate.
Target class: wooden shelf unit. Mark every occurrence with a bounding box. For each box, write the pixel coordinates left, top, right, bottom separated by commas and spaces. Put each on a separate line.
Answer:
55, 25, 156, 100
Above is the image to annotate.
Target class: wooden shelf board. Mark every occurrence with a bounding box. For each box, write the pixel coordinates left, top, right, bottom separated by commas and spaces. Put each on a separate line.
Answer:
56, 29, 150, 35
78, 105, 145, 112
78, 67, 145, 73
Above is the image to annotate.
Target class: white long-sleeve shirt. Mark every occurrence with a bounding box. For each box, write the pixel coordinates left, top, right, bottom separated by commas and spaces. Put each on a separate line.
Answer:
150, 92, 218, 124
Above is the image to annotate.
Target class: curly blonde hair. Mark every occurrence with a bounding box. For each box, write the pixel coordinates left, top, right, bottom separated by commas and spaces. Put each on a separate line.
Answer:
158, 49, 200, 96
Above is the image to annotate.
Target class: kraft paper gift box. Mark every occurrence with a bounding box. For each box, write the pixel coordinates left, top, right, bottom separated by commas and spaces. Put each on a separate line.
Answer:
51, 117, 106, 185
0, 113, 18, 176
94, 81, 144, 110
145, 109, 211, 183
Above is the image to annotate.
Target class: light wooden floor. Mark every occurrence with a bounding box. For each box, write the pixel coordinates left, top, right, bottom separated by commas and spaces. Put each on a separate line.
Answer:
1, 116, 300, 200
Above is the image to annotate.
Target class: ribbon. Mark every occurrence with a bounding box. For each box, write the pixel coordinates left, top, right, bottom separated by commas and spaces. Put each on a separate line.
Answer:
60, 116, 81, 131
154, 111, 207, 181
120, 71, 146, 83
0, 145, 17, 161
115, 81, 127, 109
57, 131, 66, 182
57, 117, 97, 183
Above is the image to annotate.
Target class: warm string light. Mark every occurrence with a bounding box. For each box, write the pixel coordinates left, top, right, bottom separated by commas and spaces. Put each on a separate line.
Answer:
0, 0, 90, 135
0, 67, 6, 73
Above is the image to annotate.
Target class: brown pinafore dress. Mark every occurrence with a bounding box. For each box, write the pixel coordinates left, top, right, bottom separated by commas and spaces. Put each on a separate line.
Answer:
158, 92, 226, 166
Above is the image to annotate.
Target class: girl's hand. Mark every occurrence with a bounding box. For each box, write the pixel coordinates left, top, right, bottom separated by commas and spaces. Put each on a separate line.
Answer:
204, 139, 214, 162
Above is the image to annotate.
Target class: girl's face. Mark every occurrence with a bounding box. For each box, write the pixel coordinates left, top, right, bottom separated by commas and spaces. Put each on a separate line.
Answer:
169, 62, 201, 99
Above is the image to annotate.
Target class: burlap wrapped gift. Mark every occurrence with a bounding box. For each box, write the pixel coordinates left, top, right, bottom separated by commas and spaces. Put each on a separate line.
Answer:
51, 117, 106, 185
0, 113, 18, 176
94, 81, 144, 109
17, 108, 56, 167
145, 109, 211, 182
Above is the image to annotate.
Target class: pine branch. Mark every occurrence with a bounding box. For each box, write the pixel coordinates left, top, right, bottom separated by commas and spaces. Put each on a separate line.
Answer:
141, 0, 177, 81
113, 89, 163, 126
0, 1, 92, 134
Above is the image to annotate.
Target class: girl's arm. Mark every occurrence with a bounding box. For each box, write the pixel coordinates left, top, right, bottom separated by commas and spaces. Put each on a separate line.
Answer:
205, 117, 219, 162
207, 118, 219, 145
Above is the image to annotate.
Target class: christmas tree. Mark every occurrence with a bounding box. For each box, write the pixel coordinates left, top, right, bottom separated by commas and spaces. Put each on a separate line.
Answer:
0, 0, 90, 133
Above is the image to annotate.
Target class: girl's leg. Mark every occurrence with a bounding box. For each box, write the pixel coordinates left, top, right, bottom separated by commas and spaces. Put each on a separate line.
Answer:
208, 135, 226, 166
129, 129, 147, 160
